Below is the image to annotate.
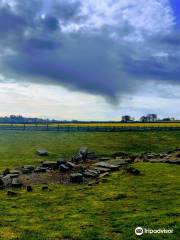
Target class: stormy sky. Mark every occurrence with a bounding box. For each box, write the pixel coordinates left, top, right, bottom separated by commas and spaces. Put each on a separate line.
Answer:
0, 0, 180, 120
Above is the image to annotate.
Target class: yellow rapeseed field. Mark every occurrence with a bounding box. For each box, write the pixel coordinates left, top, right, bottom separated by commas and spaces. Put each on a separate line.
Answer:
0, 122, 180, 128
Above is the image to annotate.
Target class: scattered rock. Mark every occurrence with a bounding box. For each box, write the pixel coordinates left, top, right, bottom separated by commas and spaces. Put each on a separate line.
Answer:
79, 147, 88, 160
98, 172, 110, 178
165, 160, 180, 165
0, 178, 4, 189
129, 154, 138, 162
12, 178, 23, 188
37, 149, 48, 156
167, 150, 173, 154
93, 167, 111, 173
1, 148, 178, 188
3, 168, 10, 176
70, 173, 83, 183
72, 154, 83, 163
10, 170, 21, 175
42, 161, 57, 169
2, 175, 12, 187
23, 165, 35, 171
59, 164, 70, 172
83, 169, 100, 178
65, 161, 76, 169
125, 166, 140, 175
22, 165, 35, 174
34, 167, 47, 173
98, 157, 110, 161
27, 185, 33, 192
147, 154, 155, 159
175, 147, 180, 152
7, 191, 17, 197
94, 162, 119, 170
6, 174, 19, 179
57, 158, 66, 166
22, 168, 33, 174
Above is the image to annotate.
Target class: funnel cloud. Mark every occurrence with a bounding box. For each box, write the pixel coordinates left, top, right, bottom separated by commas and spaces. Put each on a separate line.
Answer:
0, 0, 180, 110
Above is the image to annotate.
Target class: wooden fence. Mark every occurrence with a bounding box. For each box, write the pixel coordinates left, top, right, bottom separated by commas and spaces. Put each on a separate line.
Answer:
0, 124, 180, 132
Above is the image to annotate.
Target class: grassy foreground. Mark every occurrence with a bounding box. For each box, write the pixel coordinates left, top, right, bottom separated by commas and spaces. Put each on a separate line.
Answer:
0, 131, 179, 239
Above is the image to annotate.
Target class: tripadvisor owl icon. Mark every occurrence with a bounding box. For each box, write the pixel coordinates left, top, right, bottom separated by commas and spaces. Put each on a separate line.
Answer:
135, 227, 144, 236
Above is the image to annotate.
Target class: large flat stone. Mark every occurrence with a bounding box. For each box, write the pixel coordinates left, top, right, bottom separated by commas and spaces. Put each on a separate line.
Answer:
22, 168, 33, 174
59, 164, 70, 172
92, 167, 111, 173
42, 161, 58, 169
93, 162, 119, 170
83, 169, 100, 178
34, 167, 47, 173
2, 175, 12, 186
23, 165, 35, 171
66, 161, 76, 169
10, 170, 21, 175
22, 165, 34, 174
165, 160, 180, 165
12, 178, 23, 188
70, 173, 83, 183
98, 172, 110, 178
37, 149, 48, 156
4, 174, 19, 179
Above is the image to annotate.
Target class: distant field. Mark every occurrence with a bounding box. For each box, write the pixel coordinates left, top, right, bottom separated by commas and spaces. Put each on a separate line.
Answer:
0, 130, 179, 240
0, 121, 180, 127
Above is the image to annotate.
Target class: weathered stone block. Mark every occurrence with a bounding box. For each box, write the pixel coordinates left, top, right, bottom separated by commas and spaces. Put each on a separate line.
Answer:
70, 173, 83, 183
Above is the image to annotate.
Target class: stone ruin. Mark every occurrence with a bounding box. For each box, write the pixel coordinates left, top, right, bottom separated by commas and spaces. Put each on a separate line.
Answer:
0, 147, 180, 195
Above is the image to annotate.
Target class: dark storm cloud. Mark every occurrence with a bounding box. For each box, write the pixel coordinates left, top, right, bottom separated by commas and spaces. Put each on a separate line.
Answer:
0, 0, 180, 102
52, 0, 81, 21
123, 56, 180, 82
21, 38, 59, 52
0, 6, 26, 35
42, 16, 59, 31
5, 33, 127, 101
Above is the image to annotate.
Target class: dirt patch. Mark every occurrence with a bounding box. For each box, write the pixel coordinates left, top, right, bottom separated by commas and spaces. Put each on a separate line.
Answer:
19, 170, 71, 186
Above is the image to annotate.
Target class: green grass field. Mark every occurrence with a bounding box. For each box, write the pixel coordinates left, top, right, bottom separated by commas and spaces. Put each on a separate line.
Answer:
0, 131, 179, 239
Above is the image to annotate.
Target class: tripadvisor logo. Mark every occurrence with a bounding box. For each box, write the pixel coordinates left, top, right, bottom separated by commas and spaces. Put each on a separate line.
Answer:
135, 227, 143, 236
135, 227, 173, 236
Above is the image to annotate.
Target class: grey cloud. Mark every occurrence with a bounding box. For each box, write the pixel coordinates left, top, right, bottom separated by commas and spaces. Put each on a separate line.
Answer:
0, 0, 180, 103
20, 38, 59, 52
42, 16, 59, 31
51, 0, 81, 21
0, 6, 26, 35
4, 33, 127, 101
